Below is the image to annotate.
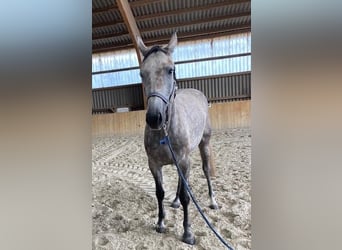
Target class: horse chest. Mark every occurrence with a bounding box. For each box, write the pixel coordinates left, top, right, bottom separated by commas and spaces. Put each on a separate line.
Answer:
144, 134, 189, 165
145, 143, 172, 165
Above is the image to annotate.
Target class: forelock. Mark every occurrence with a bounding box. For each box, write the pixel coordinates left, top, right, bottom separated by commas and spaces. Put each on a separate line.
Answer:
142, 51, 173, 72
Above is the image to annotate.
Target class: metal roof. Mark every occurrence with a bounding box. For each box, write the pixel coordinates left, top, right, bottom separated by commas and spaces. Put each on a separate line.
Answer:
92, 0, 251, 53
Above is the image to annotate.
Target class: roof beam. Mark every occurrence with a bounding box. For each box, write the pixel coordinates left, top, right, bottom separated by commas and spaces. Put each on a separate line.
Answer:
92, 11, 250, 41
93, 0, 250, 28
116, 0, 143, 64
116, 0, 147, 108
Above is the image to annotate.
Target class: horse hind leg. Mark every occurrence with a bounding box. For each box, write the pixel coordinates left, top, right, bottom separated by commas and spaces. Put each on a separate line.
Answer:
149, 161, 166, 233
199, 133, 219, 210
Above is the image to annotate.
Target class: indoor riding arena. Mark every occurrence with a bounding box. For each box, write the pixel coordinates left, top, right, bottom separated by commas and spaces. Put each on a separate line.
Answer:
92, 0, 251, 249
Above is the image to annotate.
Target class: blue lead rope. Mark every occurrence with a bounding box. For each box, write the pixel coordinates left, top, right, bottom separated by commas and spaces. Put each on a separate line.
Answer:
160, 135, 234, 250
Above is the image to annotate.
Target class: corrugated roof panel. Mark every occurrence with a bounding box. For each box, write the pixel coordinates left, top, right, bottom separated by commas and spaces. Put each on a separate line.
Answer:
132, 0, 244, 17
140, 16, 249, 39
93, 25, 126, 38
135, 2, 250, 28
93, 0, 251, 52
93, 10, 122, 24
92, 0, 117, 10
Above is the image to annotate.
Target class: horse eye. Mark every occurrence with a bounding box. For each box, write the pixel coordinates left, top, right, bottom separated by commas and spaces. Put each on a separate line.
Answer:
139, 72, 144, 79
168, 68, 174, 75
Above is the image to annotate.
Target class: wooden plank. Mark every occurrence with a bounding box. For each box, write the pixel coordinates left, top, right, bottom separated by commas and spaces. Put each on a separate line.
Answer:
92, 110, 146, 136
92, 100, 251, 136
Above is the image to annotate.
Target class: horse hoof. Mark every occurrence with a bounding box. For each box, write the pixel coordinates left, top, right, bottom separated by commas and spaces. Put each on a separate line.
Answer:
156, 225, 166, 233
209, 203, 219, 210
182, 232, 196, 245
209, 199, 219, 209
170, 199, 180, 208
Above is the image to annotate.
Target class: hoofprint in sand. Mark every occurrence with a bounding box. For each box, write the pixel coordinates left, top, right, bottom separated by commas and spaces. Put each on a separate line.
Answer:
92, 128, 251, 250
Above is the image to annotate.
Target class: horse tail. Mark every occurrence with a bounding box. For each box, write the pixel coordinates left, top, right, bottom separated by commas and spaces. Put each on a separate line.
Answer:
209, 145, 216, 177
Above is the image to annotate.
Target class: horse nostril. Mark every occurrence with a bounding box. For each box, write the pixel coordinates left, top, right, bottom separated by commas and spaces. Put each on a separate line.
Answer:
146, 112, 163, 129
157, 112, 162, 124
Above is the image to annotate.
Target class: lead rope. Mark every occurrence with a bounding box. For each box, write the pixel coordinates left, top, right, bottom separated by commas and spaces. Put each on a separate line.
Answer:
160, 130, 235, 250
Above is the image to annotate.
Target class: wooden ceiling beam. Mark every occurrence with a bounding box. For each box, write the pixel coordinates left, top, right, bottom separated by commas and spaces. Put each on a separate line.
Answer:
116, 0, 147, 108
93, 0, 250, 28
93, 25, 251, 53
116, 0, 143, 64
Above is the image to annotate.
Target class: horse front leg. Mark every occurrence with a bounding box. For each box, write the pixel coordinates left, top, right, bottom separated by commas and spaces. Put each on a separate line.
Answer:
149, 160, 166, 233
170, 175, 181, 208
179, 157, 195, 245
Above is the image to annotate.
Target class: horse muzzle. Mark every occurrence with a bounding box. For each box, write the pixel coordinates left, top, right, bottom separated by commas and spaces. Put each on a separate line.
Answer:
146, 91, 171, 130
146, 111, 164, 130
146, 96, 168, 130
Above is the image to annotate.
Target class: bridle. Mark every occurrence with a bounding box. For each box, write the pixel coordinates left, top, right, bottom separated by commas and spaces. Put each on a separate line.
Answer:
143, 46, 178, 130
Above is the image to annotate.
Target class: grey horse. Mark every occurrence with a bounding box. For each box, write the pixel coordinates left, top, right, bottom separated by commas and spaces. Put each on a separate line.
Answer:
137, 33, 218, 245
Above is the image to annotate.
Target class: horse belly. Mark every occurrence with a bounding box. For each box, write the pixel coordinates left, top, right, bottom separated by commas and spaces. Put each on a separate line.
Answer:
187, 111, 206, 151
173, 90, 208, 152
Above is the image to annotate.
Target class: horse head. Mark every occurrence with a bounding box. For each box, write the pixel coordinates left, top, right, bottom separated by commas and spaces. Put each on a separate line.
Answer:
137, 33, 178, 130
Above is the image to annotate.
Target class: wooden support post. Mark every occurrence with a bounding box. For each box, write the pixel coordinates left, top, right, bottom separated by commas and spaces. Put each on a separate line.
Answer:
117, 0, 147, 108
117, 0, 142, 64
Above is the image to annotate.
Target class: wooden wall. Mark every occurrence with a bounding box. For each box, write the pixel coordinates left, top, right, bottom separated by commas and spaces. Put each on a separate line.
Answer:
208, 100, 250, 130
92, 100, 250, 136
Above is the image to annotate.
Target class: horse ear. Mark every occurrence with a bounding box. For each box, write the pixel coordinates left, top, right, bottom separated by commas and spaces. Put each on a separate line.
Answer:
137, 36, 149, 56
165, 32, 177, 54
